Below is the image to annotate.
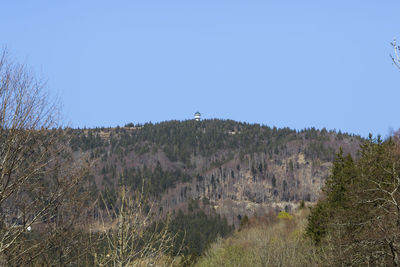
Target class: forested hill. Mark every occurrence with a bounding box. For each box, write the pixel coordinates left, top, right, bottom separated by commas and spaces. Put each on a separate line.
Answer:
67, 119, 361, 224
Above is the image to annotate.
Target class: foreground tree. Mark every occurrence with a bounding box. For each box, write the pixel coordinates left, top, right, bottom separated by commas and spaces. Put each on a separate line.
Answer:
0, 50, 89, 265
92, 182, 177, 267
307, 136, 400, 265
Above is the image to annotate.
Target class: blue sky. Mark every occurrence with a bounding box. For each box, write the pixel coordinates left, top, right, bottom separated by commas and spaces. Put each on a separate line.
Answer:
1, 1, 399, 136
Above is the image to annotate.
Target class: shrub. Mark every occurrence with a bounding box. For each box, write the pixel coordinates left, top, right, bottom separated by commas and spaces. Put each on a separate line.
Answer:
277, 211, 293, 220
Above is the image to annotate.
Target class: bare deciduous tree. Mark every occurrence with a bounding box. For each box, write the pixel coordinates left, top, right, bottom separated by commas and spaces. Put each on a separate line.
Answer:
391, 39, 400, 69
0, 49, 89, 265
92, 182, 178, 267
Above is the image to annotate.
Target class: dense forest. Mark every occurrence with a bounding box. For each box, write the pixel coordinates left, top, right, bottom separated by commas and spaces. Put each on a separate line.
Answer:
57, 119, 361, 263
69, 119, 361, 201
0, 108, 364, 265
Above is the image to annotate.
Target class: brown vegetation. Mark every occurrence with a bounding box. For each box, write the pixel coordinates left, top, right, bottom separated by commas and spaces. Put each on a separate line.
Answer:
196, 209, 324, 267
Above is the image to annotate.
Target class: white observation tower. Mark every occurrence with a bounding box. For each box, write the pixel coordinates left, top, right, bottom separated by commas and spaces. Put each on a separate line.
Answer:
194, 112, 201, 121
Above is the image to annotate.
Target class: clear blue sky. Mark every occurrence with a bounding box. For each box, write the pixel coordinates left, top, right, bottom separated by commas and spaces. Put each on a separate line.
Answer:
1, 1, 399, 136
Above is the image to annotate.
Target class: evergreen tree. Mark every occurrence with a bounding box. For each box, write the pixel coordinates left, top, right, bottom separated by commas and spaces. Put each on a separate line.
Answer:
307, 136, 400, 265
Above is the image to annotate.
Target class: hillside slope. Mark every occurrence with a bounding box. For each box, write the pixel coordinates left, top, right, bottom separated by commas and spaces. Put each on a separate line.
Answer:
68, 119, 360, 226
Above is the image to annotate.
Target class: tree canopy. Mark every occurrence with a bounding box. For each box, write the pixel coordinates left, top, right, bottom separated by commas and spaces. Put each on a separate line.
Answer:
307, 135, 400, 265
